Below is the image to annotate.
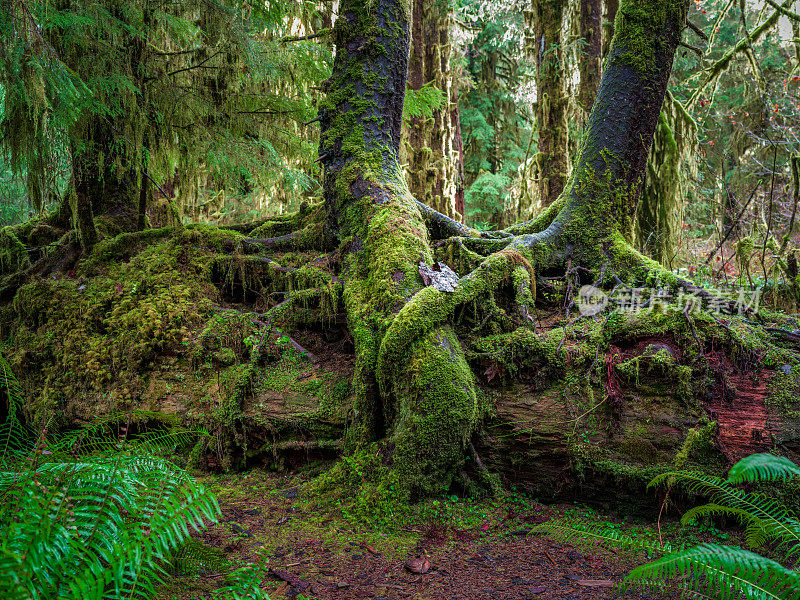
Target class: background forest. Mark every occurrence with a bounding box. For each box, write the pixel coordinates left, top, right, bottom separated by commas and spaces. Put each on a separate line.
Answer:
3, 1, 800, 600
2, 0, 799, 287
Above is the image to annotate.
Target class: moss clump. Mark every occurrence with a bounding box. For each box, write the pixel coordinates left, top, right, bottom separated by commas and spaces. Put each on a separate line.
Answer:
4, 228, 231, 426
616, 345, 693, 402
612, 0, 687, 77
674, 417, 718, 469
388, 327, 478, 500
310, 444, 405, 529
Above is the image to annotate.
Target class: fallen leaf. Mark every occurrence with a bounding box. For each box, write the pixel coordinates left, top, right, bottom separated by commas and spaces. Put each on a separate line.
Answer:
404, 557, 431, 574
530, 586, 548, 594
574, 579, 614, 588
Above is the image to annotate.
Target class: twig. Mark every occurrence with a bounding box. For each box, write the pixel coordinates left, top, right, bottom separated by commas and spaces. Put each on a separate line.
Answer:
686, 20, 710, 41
705, 179, 762, 264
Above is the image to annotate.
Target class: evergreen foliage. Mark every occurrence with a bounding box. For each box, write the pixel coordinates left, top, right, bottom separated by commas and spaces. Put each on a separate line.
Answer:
0, 352, 272, 599
536, 453, 800, 600
0, 0, 330, 224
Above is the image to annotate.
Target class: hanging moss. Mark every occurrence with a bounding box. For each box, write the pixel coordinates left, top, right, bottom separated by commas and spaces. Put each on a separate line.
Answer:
636, 92, 699, 265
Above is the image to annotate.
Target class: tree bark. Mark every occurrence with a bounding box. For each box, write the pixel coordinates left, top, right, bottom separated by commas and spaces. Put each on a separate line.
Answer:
579, 0, 603, 116
530, 0, 569, 210
402, 0, 465, 221
318, 0, 478, 499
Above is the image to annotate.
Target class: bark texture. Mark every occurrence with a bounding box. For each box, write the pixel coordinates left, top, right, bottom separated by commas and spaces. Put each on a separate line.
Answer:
529, 0, 569, 212
401, 0, 465, 221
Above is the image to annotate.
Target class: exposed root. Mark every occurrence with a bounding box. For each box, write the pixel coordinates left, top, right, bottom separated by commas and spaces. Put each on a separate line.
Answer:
376, 248, 537, 395
415, 200, 512, 241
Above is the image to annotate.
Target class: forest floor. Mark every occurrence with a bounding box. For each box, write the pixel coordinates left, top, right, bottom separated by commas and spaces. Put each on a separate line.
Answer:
155, 469, 737, 600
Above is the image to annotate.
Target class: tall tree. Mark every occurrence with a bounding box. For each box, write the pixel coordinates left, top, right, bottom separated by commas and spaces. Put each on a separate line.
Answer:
578, 0, 603, 116
527, 0, 569, 211
402, 0, 465, 221
304, 0, 692, 497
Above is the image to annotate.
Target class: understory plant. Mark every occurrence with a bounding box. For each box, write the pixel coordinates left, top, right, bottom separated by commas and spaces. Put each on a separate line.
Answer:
536, 453, 800, 600
0, 350, 268, 600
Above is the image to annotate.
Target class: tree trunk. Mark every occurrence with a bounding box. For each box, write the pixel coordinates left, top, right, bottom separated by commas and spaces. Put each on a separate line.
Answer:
579, 0, 603, 116
317, 0, 478, 499
602, 0, 619, 59
402, 0, 465, 221
637, 93, 698, 266
511, 0, 690, 266
530, 0, 569, 211
70, 124, 140, 251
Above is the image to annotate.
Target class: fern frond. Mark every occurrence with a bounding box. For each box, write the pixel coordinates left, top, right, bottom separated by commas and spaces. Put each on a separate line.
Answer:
211, 564, 270, 600
680, 504, 777, 549
0, 451, 221, 599
728, 454, 800, 484
622, 543, 800, 600
650, 471, 800, 554
533, 521, 668, 555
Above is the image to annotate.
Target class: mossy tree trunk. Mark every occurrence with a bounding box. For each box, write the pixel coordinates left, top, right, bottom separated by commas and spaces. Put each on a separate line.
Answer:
312, 0, 691, 500
636, 93, 698, 266
502, 0, 691, 266
401, 0, 465, 221
579, 0, 603, 117
70, 123, 141, 251
528, 0, 569, 212
317, 0, 478, 499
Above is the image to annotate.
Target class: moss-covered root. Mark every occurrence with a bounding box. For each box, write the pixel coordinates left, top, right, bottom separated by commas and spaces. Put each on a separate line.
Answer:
242, 222, 327, 253
376, 248, 536, 393
389, 326, 478, 499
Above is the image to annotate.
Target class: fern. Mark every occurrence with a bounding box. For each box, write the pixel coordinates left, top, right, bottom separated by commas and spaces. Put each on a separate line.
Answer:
622, 543, 800, 600
532, 519, 668, 555
0, 451, 221, 599
536, 453, 800, 600
0, 360, 225, 599
728, 453, 800, 484
211, 564, 270, 600
650, 469, 800, 559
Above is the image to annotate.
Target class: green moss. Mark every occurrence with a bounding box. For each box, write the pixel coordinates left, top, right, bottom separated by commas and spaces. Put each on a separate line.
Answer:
674, 416, 718, 469
310, 444, 406, 529
612, 0, 687, 76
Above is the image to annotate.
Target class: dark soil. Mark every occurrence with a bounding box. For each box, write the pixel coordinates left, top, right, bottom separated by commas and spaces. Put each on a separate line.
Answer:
159, 470, 677, 600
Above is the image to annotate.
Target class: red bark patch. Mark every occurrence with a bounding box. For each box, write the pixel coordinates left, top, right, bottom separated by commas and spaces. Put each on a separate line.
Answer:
704, 354, 776, 464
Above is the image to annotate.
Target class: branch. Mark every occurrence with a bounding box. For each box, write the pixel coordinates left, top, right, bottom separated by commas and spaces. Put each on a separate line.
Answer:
687, 0, 793, 109
279, 29, 331, 43
679, 41, 704, 56
685, 20, 709, 41
154, 51, 223, 81
414, 200, 511, 241
141, 168, 171, 200
705, 179, 762, 264
764, 0, 800, 21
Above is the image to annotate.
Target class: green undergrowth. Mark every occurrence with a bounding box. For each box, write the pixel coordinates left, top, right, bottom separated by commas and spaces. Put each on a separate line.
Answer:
1, 225, 352, 470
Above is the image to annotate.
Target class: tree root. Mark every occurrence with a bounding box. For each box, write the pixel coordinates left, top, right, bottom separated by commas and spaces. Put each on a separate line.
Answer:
376, 248, 538, 395
241, 220, 330, 253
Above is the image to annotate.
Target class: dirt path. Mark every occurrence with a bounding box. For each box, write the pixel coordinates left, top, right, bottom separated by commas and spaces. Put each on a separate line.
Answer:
160, 470, 672, 600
